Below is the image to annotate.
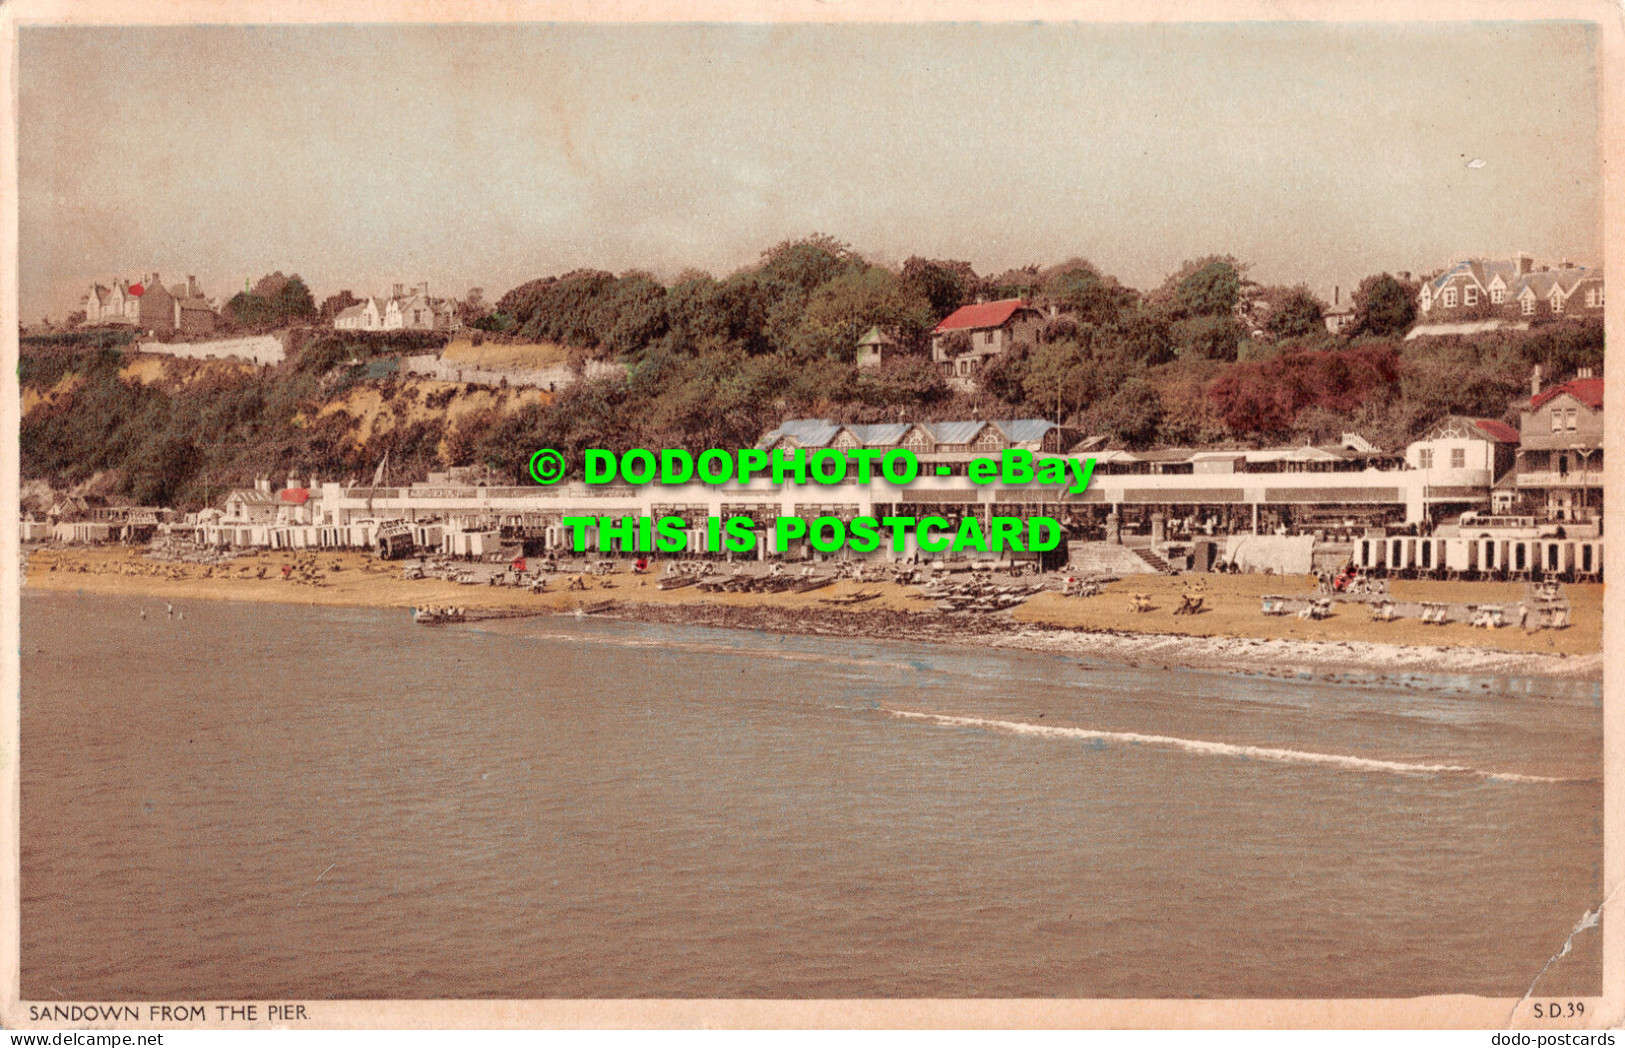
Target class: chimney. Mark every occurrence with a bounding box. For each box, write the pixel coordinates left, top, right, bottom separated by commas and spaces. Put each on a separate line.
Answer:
286, 473, 299, 492
1397, 271, 1412, 282
1334, 286, 1340, 306
255, 476, 271, 495
1531, 364, 1543, 399
392, 283, 404, 299
187, 275, 199, 298
1577, 367, 1594, 380
150, 272, 160, 290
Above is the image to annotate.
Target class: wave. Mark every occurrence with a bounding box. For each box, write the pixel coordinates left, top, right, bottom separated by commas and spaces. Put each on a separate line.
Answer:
475, 623, 925, 672
881, 708, 1585, 784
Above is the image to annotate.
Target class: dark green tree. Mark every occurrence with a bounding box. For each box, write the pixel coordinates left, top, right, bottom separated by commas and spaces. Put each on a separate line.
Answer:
1348, 273, 1418, 338
1264, 286, 1327, 339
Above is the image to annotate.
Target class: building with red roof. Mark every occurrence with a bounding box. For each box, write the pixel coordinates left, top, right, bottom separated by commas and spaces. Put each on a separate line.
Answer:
1517, 368, 1603, 522
1406, 415, 1521, 518
929, 298, 1045, 385
80, 272, 205, 336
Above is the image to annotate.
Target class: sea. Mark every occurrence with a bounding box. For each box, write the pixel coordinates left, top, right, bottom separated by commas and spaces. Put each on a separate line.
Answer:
20, 589, 1603, 1000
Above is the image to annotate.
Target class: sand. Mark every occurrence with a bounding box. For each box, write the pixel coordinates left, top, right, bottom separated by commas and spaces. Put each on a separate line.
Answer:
439, 339, 571, 370
23, 547, 1602, 680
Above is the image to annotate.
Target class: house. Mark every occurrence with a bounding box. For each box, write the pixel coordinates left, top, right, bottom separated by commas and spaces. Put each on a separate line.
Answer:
1515, 369, 1603, 522
929, 299, 1045, 381
855, 326, 905, 369
1513, 267, 1604, 320
1419, 255, 1603, 321
167, 276, 217, 336
81, 273, 215, 336
755, 419, 1074, 463
1322, 286, 1356, 335
223, 480, 283, 524
333, 284, 459, 332
1404, 415, 1519, 518
135, 273, 177, 336
47, 494, 91, 523
83, 281, 141, 326
334, 297, 383, 331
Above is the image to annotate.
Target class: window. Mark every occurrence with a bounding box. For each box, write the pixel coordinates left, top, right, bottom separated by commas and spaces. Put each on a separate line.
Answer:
1552, 411, 1563, 433
413, 310, 423, 324
1464, 287, 1478, 306
1418, 448, 1433, 469
1586, 287, 1605, 308
1567, 409, 1578, 431
1443, 287, 1458, 307
1551, 291, 1564, 314
1450, 448, 1466, 469
1522, 295, 1536, 316
983, 330, 996, 346
1491, 287, 1505, 304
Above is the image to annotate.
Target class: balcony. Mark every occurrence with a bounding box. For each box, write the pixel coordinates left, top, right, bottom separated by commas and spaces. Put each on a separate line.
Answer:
1515, 470, 1603, 489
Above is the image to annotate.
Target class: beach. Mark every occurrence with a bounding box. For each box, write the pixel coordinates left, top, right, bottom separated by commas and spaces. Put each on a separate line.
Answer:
22, 546, 1602, 680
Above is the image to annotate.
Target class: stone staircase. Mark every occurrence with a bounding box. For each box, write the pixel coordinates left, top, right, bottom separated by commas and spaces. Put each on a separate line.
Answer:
1131, 547, 1172, 573
1066, 541, 1166, 576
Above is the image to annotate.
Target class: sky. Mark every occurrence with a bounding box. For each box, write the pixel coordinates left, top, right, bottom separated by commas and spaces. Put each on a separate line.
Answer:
17, 19, 1603, 321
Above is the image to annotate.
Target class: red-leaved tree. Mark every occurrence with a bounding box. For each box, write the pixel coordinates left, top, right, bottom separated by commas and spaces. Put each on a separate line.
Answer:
1209, 345, 1399, 438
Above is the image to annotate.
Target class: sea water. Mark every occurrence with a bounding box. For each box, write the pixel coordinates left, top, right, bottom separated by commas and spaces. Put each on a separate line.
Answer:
20, 590, 1602, 999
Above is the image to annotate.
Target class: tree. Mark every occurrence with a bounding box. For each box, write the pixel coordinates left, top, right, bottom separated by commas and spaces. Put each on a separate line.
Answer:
1171, 314, 1243, 361
225, 290, 274, 328
984, 265, 1042, 301
939, 331, 973, 359
1020, 340, 1096, 421
976, 343, 1030, 403
899, 257, 979, 322
1348, 273, 1417, 338
1263, 286, 1327, 340
1210, 345, 1400, 437
1519, 318, 1603, 378
1081, 380, 1163, 447
457, 287, 487, 325
794, 266, 932, 361
275, 275, 316, 322
1040, 260, 1137, 326
755, 234, 863, 293
1159, 256, 1246, 318
252, 271, 290, 301
320, 290, 362, 321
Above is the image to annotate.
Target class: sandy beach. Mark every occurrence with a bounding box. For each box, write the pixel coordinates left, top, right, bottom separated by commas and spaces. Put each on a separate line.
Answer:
23, 546, 1602, 680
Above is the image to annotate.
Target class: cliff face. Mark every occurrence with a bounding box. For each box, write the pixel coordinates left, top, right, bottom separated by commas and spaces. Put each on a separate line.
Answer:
20, 342, 554, 511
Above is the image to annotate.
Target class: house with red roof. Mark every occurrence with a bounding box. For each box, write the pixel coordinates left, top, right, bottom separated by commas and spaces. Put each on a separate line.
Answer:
1404, 415, 1520, 519
82, 279, 142, 326
80, 272, 213, 336
929, 298, 1044, 383
1515, 369, 1603, 522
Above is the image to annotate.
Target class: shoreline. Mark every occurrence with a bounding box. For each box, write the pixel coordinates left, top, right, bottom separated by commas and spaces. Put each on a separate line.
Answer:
578, 599, 1601, 681
22, 547, 1601, 681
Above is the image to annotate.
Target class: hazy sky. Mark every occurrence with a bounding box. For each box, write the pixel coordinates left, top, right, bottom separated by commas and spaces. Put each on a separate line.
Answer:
18, 20, 1602, 320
